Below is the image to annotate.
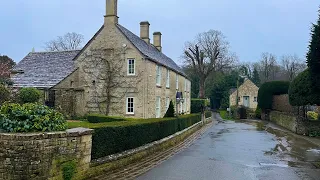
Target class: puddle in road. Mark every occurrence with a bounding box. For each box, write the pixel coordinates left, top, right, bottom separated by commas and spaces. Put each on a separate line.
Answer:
264, 125, 320, 168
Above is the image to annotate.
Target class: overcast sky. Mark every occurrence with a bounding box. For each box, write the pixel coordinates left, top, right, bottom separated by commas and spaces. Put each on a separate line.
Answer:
0, 0, 319, 64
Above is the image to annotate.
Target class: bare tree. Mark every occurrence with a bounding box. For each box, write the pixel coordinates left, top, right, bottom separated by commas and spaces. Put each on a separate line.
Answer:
82, 47, 142, 115
183, 30, 237, 98
281, 55, 306, 81
258, 52, 278, 83
45, 32, 84, 51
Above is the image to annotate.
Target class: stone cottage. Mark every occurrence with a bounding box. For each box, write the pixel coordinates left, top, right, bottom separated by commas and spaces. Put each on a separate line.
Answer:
11, 0, 191, 118
229, 79, 259, 110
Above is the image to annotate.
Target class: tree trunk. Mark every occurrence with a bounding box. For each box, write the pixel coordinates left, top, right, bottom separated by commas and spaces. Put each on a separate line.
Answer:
199, 78, 205, 99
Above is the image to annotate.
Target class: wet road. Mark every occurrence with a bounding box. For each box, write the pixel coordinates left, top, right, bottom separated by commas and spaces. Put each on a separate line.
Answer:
137, 118, 320, 180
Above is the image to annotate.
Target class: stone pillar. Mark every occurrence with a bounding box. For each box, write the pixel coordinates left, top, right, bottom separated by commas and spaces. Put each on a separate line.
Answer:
140, 21, 150, 44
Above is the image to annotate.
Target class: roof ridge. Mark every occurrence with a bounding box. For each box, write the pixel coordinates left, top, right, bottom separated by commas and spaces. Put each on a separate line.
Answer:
30, 49, 81, 54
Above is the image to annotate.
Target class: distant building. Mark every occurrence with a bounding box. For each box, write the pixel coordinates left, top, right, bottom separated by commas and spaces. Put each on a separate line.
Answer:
11, 0, 191, 118
229, 79, 259, 110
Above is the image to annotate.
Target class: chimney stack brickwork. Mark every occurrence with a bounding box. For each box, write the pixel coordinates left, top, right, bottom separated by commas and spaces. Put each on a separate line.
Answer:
140, 21, 150, 44
105, 0, 118, 24
153, 32, 162, 52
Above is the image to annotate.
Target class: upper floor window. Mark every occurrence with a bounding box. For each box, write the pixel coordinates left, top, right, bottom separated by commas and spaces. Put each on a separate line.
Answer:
127, 59, 135, 75
184, 79, 187, 92
166, 69, 170, 88
156, 65, 162, 86
126, 97, 134, 114
176, 74, 179, 90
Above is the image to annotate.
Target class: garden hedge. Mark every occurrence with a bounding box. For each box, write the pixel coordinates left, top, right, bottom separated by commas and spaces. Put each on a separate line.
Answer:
191, 99, 209, 113
90, 114, 201, 159
257, 81, 290, 110
87, 114, 126, 123
289, 69, 320, 106
18, 87, 42, 104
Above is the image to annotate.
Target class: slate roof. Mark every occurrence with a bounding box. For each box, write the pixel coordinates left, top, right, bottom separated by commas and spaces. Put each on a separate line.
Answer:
12, 50, 80, 88
116, 24, 186, 77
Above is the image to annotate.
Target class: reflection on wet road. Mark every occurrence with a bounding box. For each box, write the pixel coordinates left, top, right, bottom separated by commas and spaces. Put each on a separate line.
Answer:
137, 119, 320, 180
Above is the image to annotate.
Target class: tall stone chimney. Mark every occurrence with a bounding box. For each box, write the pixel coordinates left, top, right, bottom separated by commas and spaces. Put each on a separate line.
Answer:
140, 21, 150, 44
153, 32, 162, 52
105, 0, 118, 24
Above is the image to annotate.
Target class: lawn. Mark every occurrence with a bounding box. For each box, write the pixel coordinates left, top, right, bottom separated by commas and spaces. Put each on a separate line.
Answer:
218, 110, 233, 120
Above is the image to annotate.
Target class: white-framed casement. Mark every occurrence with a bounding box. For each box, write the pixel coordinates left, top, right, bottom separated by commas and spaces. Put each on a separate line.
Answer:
165, 97, 170, 110
156, 96, 161, 118
176, 73, 179, 90
127, 59, 135, 76
126, 97, 134, 114
156, 65, 162, 86
166, 69, 170, 88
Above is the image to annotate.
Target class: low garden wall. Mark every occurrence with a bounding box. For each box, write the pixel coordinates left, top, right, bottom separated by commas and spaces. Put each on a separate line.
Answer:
269, 111, 297, 132
0, 128, 93, 180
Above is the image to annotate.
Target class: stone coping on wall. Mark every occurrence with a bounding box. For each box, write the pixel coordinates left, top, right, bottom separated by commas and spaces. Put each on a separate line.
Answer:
0, 127, 94, 140
91, 117, 212, 166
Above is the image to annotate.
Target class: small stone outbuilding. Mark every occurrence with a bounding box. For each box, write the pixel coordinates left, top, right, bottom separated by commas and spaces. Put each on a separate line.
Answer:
229, 79, 259, 110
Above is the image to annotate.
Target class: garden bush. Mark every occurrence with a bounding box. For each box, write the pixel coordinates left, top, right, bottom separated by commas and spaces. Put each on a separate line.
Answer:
257, 81, 290, 110
237, 106, 247, 119
0, 85, 10, 105
18, 88, 42, 104
164, 101, 175, 117
0, 103, 67, 132
87, 114, 126, 123
307, 111, 319, 120
90, 114, 201, 159
205, 111, 212, 118
191, 99, 209, 113
255, 106, 262, 119
288, 69, 320, 106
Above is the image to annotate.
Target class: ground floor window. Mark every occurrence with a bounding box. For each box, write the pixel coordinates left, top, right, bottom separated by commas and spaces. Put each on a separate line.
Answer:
156, 96, 161, 118
126, 97, 134, 114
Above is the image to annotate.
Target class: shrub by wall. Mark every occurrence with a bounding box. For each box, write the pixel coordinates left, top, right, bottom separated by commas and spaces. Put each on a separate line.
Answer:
191, 99, 209, 113
258, 81, 290, 110
289, 69, 320, 106
205, 111, 212, 118
90, 114, 201, 159
0, 85, 10, 105
0, 103, 67, 132
18, 87, 42, 104
87, 114, 126, 123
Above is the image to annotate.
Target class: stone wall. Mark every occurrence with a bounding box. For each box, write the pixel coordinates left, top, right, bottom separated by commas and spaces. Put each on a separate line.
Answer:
272, 94, 294, 113
269, 111, 297, 133
0, 128, 93, 180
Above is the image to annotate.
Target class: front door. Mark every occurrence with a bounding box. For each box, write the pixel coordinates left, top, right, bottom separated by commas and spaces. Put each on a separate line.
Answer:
243, 96, 250, 108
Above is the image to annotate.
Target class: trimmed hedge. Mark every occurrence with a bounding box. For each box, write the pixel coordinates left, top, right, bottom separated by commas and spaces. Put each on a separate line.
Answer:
18, 88, 41, 104
191, 99, 209, 113
91, 114, 201, 159
87, 114, 126, 123
289, 69, 320, 106
257, 81, 290, 110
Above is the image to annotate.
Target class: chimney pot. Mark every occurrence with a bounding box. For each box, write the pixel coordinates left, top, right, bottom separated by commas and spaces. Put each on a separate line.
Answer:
140, 21, 150, 44
153, 32, 162, 52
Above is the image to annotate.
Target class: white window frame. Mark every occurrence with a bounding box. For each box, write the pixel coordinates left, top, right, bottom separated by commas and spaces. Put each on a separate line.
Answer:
165, 97, 170, 110
156, 65, 162, 86
184, 79, 187, 92
127, 59, 135, 76
126, 97, 134, 114
156, 96, 161, 118
166, 69, 170, 88
176, 74, 179, 90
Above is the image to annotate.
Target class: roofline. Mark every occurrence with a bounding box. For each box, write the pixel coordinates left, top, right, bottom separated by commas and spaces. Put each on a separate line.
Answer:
115, 24, 189, 80
29, 50, 81, 54
72, 25, 105, 61
50, 68, 79, 90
